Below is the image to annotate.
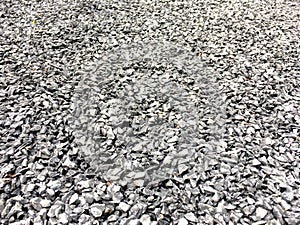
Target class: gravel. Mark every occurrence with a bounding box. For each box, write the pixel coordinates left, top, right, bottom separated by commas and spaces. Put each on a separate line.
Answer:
0, 0, 300, 224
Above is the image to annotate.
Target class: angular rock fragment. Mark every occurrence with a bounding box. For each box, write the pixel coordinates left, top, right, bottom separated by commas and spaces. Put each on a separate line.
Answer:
184, 212, 198, 222
255, 207, 268, 219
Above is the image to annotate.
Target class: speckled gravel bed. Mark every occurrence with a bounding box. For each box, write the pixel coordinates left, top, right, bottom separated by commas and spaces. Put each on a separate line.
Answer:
0, 0, 299, 225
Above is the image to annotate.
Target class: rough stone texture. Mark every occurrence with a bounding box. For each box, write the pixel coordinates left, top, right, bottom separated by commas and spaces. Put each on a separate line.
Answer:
0, 0, 299, 224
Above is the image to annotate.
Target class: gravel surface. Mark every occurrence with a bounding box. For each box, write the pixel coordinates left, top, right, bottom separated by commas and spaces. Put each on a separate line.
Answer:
1, 0, 300, 224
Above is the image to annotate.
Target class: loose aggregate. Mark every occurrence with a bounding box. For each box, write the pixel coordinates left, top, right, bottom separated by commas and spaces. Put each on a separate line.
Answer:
0, 0, 299, 224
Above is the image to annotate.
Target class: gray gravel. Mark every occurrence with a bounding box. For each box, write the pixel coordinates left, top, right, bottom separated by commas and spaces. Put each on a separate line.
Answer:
1, 0, 300, 225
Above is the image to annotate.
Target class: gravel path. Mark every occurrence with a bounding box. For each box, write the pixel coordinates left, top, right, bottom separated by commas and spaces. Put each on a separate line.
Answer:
1, 0, 299, 224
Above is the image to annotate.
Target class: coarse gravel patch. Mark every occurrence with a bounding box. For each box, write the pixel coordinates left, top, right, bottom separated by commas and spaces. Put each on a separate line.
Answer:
0, 0, 299, 224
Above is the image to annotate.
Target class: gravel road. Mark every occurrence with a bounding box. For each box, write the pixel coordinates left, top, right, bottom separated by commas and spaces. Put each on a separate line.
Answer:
0, 0, 299, 224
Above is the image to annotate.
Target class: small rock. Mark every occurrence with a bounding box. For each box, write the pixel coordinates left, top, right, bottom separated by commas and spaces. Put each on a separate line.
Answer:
107, 128, 115, 139
73, 207, 84, 214
107, 214, 118, 222
212, 192, 221, 202
78, 196, 87, 206
83, 192, 94, 204
252, 221, 268, 225
90, 203, 105, 217
256, 207, 268, 219
247, 197, 256, 205
30, 198, 42, 211
22, 183, 35, 193
126, 68, 135, 74
220, 162, 231, 174
0, 179, 9, 189
47, 188, 55, 196
7, 202, 22, 218
252, 158, 261, 166
264, 137, 272, 145
128, 219, 140, 225
58, 213, 69, 224
0, 198, 5, 212
260, 156, 268, 165
178, 218, 189, 225
203, 185, 216, 193
273, 205, 283, 221
216, 200, 225, 213
47, 205, 61, 218
178, 164, 189, 175
165, 180, 174, 187
243, 205, 255, 216
167, 135, 178, 143
140, 214, 151, 225
235, 114, 244, 120
40, 199, 51, 208
247, 127, 255, 134
133, 179, 144, 186
79, 214, 91, 224
33, 216, 43, 225
10, 220, 30, 225
134, 172, 146, 179
225, 203, 236, 210
117, 202, 131, 212
31, 125, 41, 132
77, 180, 90, 189
62, 157, 76, 168
69, 193, 79, 204
282, 192, 294, 202
278, 199, 291, 211
43, 101, 50, 108
47, 180, 61, 190
130, 203, 144, 216
184, 212, 198, 222
1, 200, 12, 218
